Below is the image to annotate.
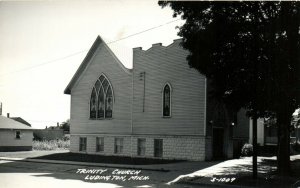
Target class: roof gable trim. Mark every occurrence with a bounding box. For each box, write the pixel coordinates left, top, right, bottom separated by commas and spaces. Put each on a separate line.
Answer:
64, 35, 131, 95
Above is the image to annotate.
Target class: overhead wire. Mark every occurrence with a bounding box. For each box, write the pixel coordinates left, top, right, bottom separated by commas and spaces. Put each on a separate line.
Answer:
0, 18, 183, 126
0, 18, 182, 77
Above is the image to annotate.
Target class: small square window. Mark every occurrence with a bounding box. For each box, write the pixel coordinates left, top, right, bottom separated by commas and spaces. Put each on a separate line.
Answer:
137, 138, 146, 156
15, 131, 21, 139
96, 137, 104, 152
79, 137, 87, 152
114, 138, 123, 154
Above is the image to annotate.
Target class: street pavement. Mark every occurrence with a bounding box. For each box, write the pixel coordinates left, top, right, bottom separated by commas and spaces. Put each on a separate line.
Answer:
0, 155, 221, 188
2, 151, 299, 187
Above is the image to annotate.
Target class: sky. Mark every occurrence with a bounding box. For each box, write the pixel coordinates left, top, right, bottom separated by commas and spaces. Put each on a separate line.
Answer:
0, 0, 185, 128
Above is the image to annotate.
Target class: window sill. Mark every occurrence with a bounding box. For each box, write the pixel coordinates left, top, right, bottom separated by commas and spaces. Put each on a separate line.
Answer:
89, 118, 113, 120
162, 116, 172, 118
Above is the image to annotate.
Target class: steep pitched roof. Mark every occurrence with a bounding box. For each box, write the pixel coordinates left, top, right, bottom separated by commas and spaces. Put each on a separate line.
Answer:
10, 117, 31, 127
64, 35, 131, 95
0, 116, 33, 130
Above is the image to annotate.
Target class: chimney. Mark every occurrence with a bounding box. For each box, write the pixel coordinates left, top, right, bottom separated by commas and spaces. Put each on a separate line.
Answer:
7, 113, 9, 118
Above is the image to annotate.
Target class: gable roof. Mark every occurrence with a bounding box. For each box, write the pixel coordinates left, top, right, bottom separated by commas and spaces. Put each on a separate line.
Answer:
64, 35, 132, 95
0, 116, 34, 130
10, 117, 31, 127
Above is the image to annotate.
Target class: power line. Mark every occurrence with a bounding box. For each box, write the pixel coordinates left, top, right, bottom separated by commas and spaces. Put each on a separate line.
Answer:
0, 18, 182, 77
106, 18, 181, 44
0, 50, 87, 77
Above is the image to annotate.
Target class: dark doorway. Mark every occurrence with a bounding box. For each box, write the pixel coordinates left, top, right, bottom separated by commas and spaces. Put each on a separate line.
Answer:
213, 128, 224, 159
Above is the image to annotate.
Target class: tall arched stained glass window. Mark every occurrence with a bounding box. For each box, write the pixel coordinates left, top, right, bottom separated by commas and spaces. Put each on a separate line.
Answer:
90, 75, 114, 119
163, 84, 171, 117
90, 88, 97, 119
97, 86, 104, 118
105, 86, 113, 118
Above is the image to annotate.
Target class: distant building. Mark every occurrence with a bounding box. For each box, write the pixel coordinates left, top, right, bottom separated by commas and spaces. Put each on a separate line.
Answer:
33, 123, 64, 141
0, 115, 33, 151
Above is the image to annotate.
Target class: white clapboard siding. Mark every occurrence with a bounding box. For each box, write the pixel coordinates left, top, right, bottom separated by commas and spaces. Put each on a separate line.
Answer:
0, 130, 33, 146
132, 40, 206, 135
70, 43, 132, 134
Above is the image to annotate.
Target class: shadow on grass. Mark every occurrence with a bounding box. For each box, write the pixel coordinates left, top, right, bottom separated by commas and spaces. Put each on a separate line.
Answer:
216, 158, 277, 176
230, 175, 300, 188
176, 158, 300, 188
30, 152, 184, 165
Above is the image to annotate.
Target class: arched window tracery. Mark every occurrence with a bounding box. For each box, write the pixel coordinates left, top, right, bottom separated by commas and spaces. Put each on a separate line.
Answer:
163, 83, 171, 117
90, 75, 114, 119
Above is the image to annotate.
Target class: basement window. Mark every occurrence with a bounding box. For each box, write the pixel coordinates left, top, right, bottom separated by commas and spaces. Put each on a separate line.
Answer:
96, 137, 104, 152
154, 139, 163, 157
79, 137, 87, 152
114, 138, 123, 154
137, 138, 146, 156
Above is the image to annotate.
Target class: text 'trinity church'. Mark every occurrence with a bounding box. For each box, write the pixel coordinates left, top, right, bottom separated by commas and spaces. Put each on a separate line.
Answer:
64, 35, 249, 161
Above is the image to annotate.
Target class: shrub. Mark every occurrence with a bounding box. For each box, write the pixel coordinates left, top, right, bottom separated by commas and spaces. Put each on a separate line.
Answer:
33, 139, 70, 151
241, 143, 253, 156
292, 141, 300, 152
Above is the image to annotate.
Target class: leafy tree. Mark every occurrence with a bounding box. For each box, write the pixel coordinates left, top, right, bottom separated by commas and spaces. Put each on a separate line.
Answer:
60, 119, 70, 132
292, 109, 300, 144
159, 1, 300, 176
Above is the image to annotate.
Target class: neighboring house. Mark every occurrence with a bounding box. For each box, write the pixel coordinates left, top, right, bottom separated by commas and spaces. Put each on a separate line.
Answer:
10, 117, 31, 127
0, 115, 33, 151
64, 35, 249, 161
249, 118, 268, 146
249, 114, 300, 147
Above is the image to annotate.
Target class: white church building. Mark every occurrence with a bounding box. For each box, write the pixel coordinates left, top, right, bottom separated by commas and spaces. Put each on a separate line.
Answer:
64, 35, 250, 161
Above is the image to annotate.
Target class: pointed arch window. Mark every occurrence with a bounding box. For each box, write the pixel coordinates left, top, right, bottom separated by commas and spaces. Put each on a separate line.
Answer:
163, 83, 171, 117
90, 75, 114, 119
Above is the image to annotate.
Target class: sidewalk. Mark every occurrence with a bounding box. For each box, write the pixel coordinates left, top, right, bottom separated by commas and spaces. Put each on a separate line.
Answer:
168, 155, 300, 188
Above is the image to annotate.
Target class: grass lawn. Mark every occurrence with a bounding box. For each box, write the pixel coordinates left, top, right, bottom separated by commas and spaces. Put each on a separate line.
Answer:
30, 152, 184, 165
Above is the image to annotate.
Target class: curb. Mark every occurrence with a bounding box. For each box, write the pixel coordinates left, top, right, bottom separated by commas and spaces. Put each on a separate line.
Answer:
0, 157, 170, 172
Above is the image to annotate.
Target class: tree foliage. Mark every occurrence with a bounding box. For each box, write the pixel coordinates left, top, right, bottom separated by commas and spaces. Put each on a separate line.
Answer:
60, 119, 70, 132
159, 1, 300, 175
